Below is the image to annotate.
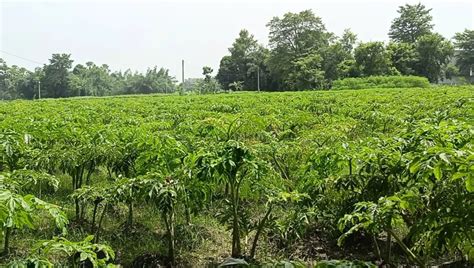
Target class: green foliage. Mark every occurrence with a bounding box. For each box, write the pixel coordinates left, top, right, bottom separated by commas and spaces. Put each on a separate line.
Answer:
354, 42, 395, 77
27, 235, 115, 267
453, 29, 474, 79
332, 76, 430, 89
216, 30, 271, 91
0, 86, 472, 266
389, 3, 433, 43
41, 53, 74, 98
267, 10, 330, 90
414, 33, 454, 83
0, 188, 68, 255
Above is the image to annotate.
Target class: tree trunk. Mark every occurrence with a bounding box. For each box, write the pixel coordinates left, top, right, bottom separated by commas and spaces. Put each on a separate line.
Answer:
388, 229, 425, 267
86, 162, 94, 185
75, 198, 80, 221
386, 231, 392, 265
92, 201, 99, 231
164, 211, 176, 266
127, 202, 133, 228
250, 204, 273, 259
231, 185, 241, 257
95, 203, 108, 243
2, 227, 11, 256
373, 235, 382, 262
349, 159, 352, 176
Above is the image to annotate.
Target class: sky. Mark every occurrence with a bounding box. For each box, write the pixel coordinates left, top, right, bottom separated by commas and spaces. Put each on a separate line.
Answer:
0, 0, 473, 79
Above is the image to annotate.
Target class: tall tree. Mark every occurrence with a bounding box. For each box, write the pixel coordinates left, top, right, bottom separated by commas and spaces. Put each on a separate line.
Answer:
286, 53, 325, 90
200, 66, 219, 94
267, 9, 330, 89
387, 42, 417, 75
216, 29, 271, 90
0, 60, 33, 100
354, 42, 395, 77
414, 33, 454, 83
453, 29, 474, 79
322, 29, 357, 84
69, 62, 115, 96
389, 3, 433, 43
41, 54, 73, 98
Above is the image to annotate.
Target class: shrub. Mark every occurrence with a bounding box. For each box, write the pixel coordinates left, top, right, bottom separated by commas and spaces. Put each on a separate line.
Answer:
332, 76, 430, 90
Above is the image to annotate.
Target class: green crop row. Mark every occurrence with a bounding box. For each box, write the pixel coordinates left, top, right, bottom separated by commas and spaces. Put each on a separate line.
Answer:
332, 75, 430, 89
0, 86, 472, 267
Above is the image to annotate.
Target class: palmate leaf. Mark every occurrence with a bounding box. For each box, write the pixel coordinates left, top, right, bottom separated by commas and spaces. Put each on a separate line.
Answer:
33, 236, 115, 267
7, 257, 54, 268
433, 164, 442, 180
30, 196, 69, 233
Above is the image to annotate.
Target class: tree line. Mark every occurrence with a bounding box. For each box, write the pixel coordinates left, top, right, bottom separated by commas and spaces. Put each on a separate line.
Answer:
216, 3, 473, 91
1, 3, 473, 100
0, 54, 177, 100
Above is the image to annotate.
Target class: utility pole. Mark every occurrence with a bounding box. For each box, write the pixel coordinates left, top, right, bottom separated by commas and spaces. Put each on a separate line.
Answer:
257, 66, 260, 92
181, 60, 185, 85
38, 80, 41, 99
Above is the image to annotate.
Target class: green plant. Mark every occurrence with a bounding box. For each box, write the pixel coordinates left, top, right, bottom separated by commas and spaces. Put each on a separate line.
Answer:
332, 75, 430, 89
0, 189, 68, 255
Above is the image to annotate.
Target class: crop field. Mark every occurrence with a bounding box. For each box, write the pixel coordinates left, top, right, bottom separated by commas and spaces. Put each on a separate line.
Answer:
0, 86, 473, 267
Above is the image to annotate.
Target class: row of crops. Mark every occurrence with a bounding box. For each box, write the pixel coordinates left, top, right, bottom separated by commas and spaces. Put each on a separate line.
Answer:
0, 86, 473, 267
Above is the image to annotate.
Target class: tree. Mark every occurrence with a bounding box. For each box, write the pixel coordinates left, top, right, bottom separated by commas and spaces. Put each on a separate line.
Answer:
414, 33, 454, 83
41, 54, 74, 98
69, 62, 115, 96
145, 176, 181, 266
0, 188, 68, 255
216, 30, 272, 90
389, 3, 433, 43
354, 42, 395, 77
387, 42, 417, 75
119, 67, 176, 95
267, 10, 330, 89
322, 29, 357, 84
200, 66, 219, 93
286, 53, 325, 90
0, 59, 33, 100
453, 29, 474, 79
199, 141, 261, 257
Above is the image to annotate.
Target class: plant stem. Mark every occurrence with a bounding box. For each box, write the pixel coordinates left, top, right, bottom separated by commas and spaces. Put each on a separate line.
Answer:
95, 203, 108, 243
386, 231, 392, 265
230, 181, 241, 257
250, 204, 273, 259
127, 201, 133, 230
2, 227, 11, 256
388, 229, 425, 267
372, 234, 382, 261
92, 201, 99, 231
164, 210, 176, 266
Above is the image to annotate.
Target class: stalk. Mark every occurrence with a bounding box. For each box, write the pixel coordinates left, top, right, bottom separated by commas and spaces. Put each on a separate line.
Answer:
250, 204, 273, 259
2, 227, 11, 256
388, 229, 425, 267
230, 181, 241, 257
95, 203, 108, 243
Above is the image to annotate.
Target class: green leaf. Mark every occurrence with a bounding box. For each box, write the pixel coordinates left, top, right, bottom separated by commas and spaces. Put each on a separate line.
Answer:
466, 177, 474, 192
433, 164, 442, 180
439, 153, 450, 163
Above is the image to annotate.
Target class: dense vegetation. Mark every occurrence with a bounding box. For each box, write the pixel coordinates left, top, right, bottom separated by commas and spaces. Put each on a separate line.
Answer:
1, 3, 474, 100
332, 76, 430, 90
0, 86, 472, 267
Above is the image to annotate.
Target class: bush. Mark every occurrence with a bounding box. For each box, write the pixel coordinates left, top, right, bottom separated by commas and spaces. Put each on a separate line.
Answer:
332, 76, 430, 90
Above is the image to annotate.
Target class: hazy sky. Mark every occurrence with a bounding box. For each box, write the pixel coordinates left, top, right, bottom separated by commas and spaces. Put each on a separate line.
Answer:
1, 0, 473, 78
